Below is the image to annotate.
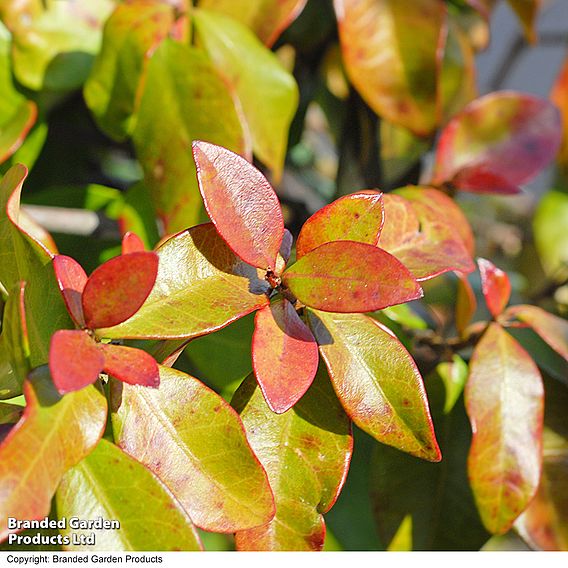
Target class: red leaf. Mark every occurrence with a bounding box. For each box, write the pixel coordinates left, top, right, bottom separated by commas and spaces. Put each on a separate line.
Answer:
252, 299, 319, 414
99, 343, 160, 388
49, 330, 104, 394
121, 231, 146, 254
82, 252, 159, 330
193, 140, 284, 270
433, 92, 562, 193
504, 304, 568, 361
53, 255, 88, 328
478, 258, 511, 318
296, 191, 384, 259
282, 241, 423, 313
465, 323, 544, 534
456, 273, 477, 337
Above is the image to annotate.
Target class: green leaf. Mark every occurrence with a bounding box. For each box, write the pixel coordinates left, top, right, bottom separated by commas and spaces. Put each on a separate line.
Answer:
334, 0, 446, 136
436, 354, 468, 414
84, 1, 175, 141
283, 241, 423, 313
0, 366, 107, 541
465, 323, 544, 534
533, 190, 568, 279
192, 141, 285, 270
0, 0, 115, 91
198, 0, 307, 46
308, 310, 441, 461
0, 166, 73, 367
100, 223, 270, 340
0, 282, 30, 399
133, 39, 248, 233
232, 369, 352, 551
194, 10, 299, 179
370, 373, 490, 550
110, 364, 275, 532
56, 439, 203, 551
379, 193, 474, 281
295, 191, 384, 259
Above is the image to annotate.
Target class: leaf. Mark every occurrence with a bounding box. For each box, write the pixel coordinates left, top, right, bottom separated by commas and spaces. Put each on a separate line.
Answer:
0, 0, 115, 91
84, 1, 175, 141
465, 323, 544, 534
198, 0, 307, 46
378, 193, 474, 280
110, 365, 275, 532
133, 39, 248, 233
282, 241, 422, 313
193, 141, 284, 270
49, 330, 104, 395
99, 343, 159, 388
0, 21, 36, 164
334, 0, 446, 137
295, 191, 384, 259
252, 298, 319, 414
121, 231, 145, 255
232, 369, 352, 551
53, 255, 87, 328
308, 310, 440, 461
0, 402, 22, 443
432, 92, 562, 193
395, 186, 475, 257
99, 224, 270, 340
56, 439, 202, 551
0, 366, 107, 541
478, 258, 511, 318
370, 372, 490, 550
533, 190, 568, 278
437, 354, 468, 414
504, 304, 568, 362
193, 9, 299, 179
506, 0, 541, 44
551, 55, 568, 182
456, 273, 477, 337
83, 252, 158, 330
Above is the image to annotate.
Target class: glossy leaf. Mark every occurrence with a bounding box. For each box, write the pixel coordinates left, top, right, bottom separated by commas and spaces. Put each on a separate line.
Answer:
379, 194, 474, 280
433, 92, 562, 193
99, 224, 270, 340
478, 258, 511, 318
57, 439, 202, 551
121, 231, 146, 255
504, 304, 568, 362
49, 330, 104, 394
371, 372, 490, 550
396, 186, 475, 257
456, 273, 477, 337
232, 369, 352, 551
334, 0, 446, 137
83, 252, 158, 330
533, 190, 568, 278
99, 343, 160, 388
0, 0, 114, 91
133, 39, 248, 233
53, 255, 87, 328
283, 241, 423, 313
111, 365, 275, 532
296, 191, 384, 259
193, 141, 284, 270
198, 0, 307, 46
0, 22, 36, 164
0, 366, 107, 541
465, 323, 544, 534
193, 10, 299, 179
252, 298, 319, 413
84, 1, 175, 141
308, 310, 440, 461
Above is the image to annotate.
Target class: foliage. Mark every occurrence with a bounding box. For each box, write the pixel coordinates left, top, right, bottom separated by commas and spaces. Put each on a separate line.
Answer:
0, 0, 567, 552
